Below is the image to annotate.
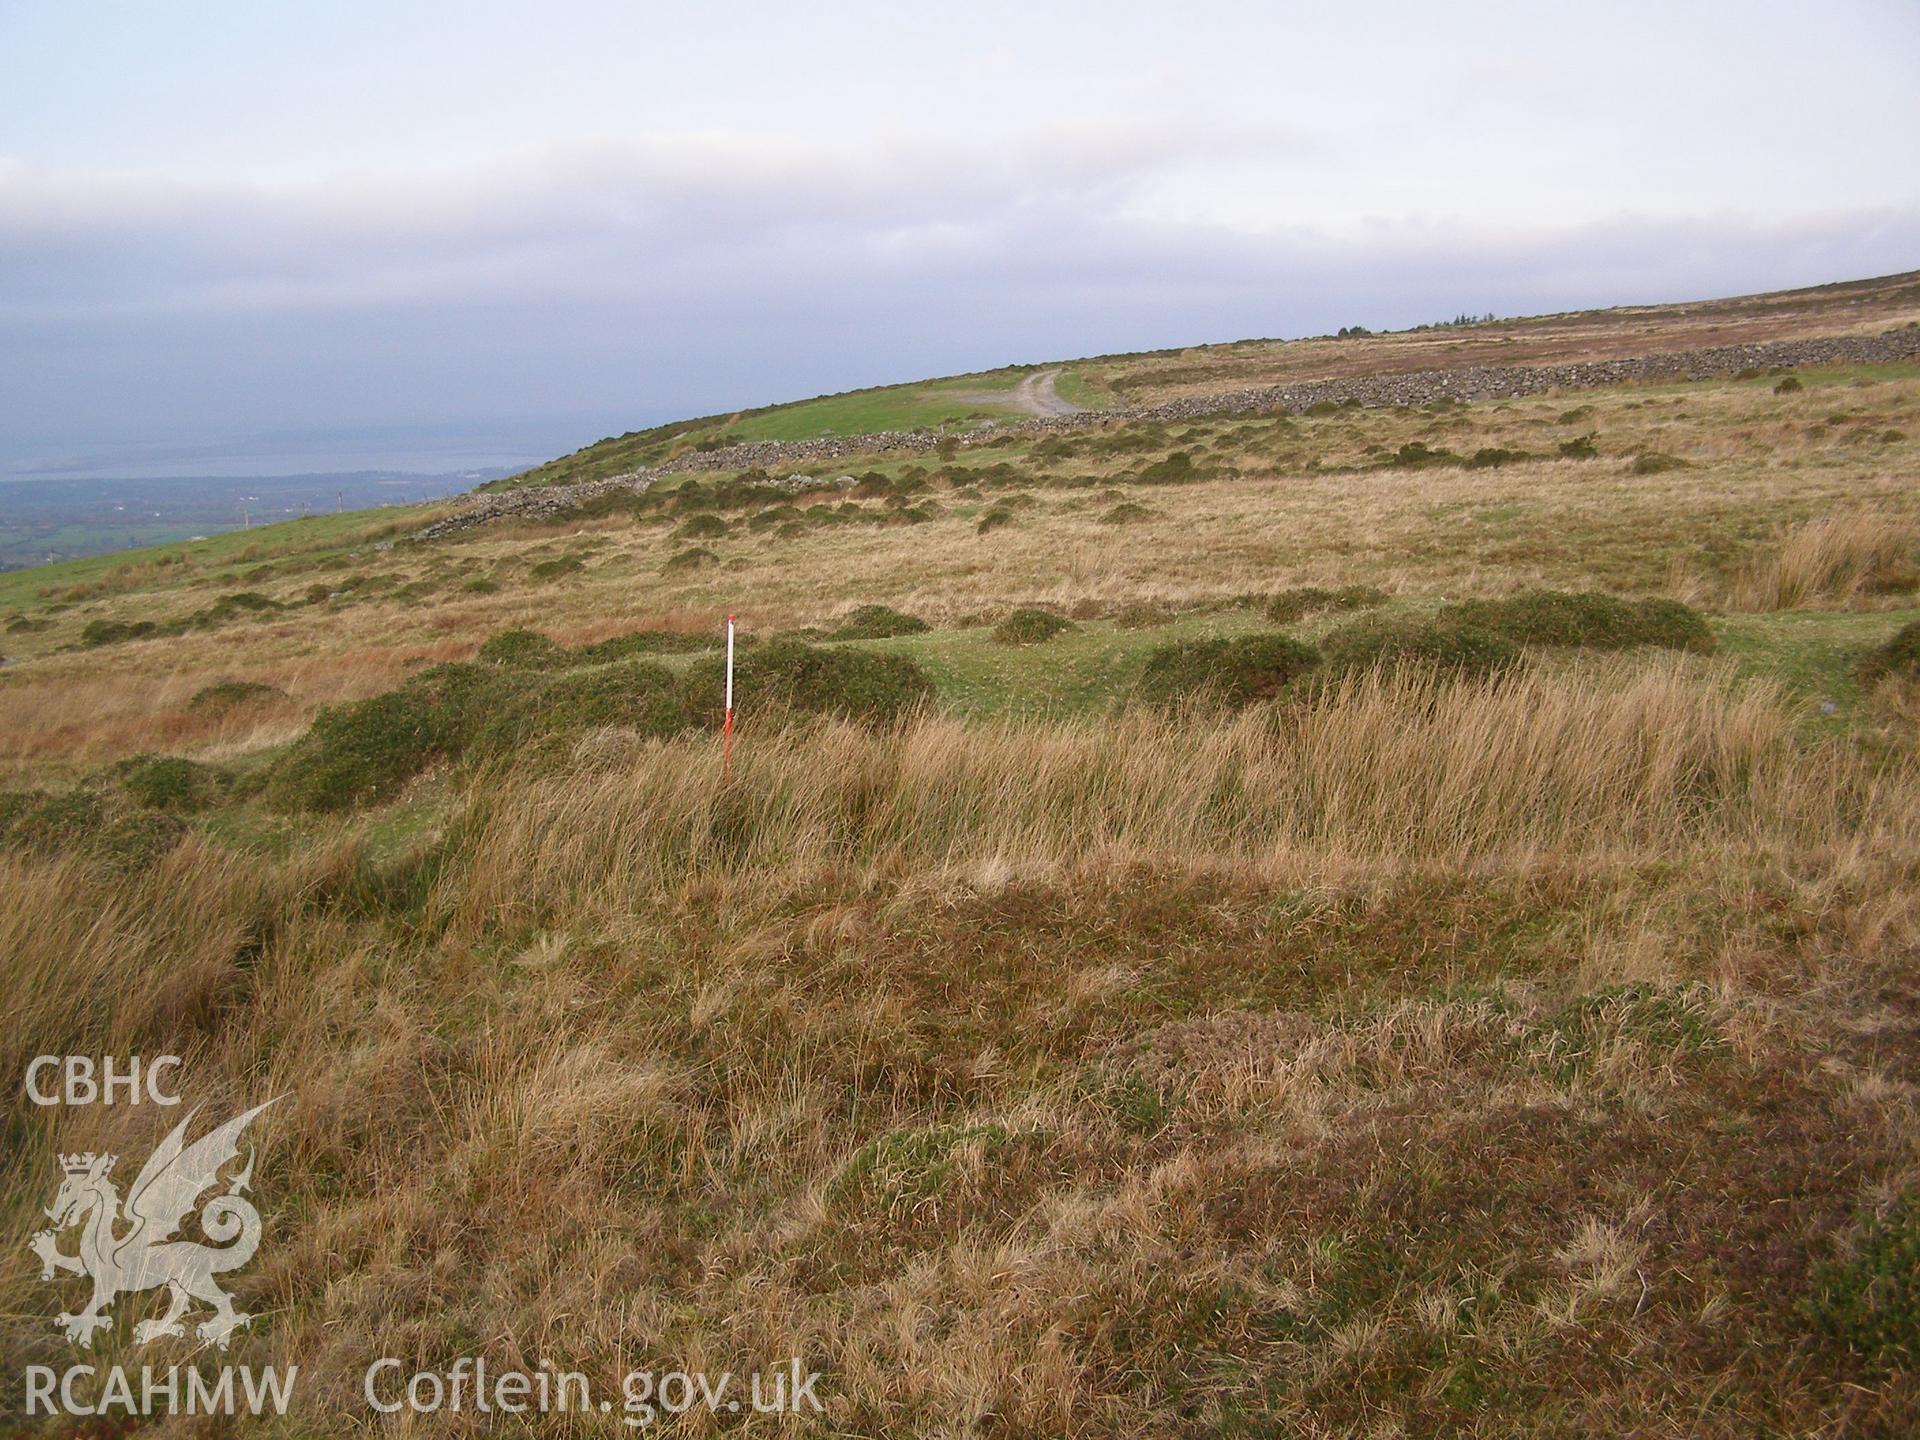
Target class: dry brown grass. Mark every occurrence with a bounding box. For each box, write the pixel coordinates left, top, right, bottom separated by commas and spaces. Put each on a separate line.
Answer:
3, 350, 1920, 1432
1731, 509, 1920, 611
3, 365, 1916, 781
447, 662, 1902, 934
1081, 268, 1920, 404
4, 662, 1918, 1433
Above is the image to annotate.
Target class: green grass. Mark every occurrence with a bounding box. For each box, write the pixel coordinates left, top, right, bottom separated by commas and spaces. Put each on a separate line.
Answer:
0, 507, 430, 612
815, 600, 1920, 727
718, 374, 1033, 442
858, 608, 1274, 718
1714, 607, 1920, 729
1052, 368, 1119, 410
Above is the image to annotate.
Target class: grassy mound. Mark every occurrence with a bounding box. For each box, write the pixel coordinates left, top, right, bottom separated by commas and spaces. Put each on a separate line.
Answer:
528, 555, 586, 582
1267, 584, 1389, 625
0, 787, 188, 868
665, 546, 718, 572
1137, 634, 1321, 708
1320, 615, 1522, 678
115, 755, 223, 813
689, 640, 933, 723
1112, 602, 1177, 630
266, 662, 522, 811
478, 661, 694, 755
1630, 451, 1690, 475
1857, 620, 1920, 684
476, 628, 566, 668
675, 513, 731, 540
188, 679, 287, 711
993, 608, 1076, 645
976, 505, 1017, 535
1440, 590, 1714, 652
830, 604, 930, 640
575, 628, 722, 661
1137, 451, 1199, 484
80, 618, 159, 646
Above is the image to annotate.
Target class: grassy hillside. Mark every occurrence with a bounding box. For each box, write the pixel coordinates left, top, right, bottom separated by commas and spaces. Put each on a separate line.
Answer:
4, 290, 1920, 1433
492, 268, 1920, 492
499, 367, 1071, 489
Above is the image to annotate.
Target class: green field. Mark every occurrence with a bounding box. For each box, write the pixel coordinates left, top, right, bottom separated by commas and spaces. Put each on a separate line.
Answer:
716, 373, 1034, 442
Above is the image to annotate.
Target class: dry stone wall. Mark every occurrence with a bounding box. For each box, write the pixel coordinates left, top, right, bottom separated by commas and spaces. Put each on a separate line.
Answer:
415, 326, 1920, 542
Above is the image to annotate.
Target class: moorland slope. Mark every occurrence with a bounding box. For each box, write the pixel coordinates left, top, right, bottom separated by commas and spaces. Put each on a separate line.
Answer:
4, 273, 1920, 1435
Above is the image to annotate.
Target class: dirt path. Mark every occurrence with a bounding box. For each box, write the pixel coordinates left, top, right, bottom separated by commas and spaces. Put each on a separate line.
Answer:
1012, 367, 1083, 417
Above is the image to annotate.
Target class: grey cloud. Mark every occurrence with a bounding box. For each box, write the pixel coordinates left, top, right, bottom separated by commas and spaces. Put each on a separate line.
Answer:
1, 135, 1915, 453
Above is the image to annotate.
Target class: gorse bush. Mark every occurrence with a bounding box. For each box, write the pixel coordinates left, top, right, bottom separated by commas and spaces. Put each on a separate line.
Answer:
1267, 585, 1389, 625
1384, 441, 1458, 470
1, 786, 187, 868
830, 605, 929, 640
993, 609, 1076, 646
192, 591, 282, 625
1319, 615, 1521, 678
0, 788, 104, 853
1439, 591, 1714, 653
266, 691, 451, 811
266, 631, 941, 808
976, 505, 1016, 535
1137, 634, 1320, 708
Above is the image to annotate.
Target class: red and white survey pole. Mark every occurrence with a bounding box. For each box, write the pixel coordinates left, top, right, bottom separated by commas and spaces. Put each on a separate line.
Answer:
721, 613, 736, 780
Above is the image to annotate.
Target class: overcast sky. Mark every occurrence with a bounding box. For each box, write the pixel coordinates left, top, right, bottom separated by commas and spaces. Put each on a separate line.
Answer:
2, 0, 1917, 462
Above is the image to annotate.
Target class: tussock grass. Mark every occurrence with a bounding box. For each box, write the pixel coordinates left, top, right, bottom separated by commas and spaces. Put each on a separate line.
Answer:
1733, 511, 1920, 611
447, 663, 1894, 928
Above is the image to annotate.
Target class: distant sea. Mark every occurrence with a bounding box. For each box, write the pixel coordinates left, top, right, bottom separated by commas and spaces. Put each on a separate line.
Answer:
0, 421, 617, 571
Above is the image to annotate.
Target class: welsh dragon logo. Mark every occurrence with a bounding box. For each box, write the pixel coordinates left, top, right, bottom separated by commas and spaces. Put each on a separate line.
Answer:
28, 1098, 279, 1349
